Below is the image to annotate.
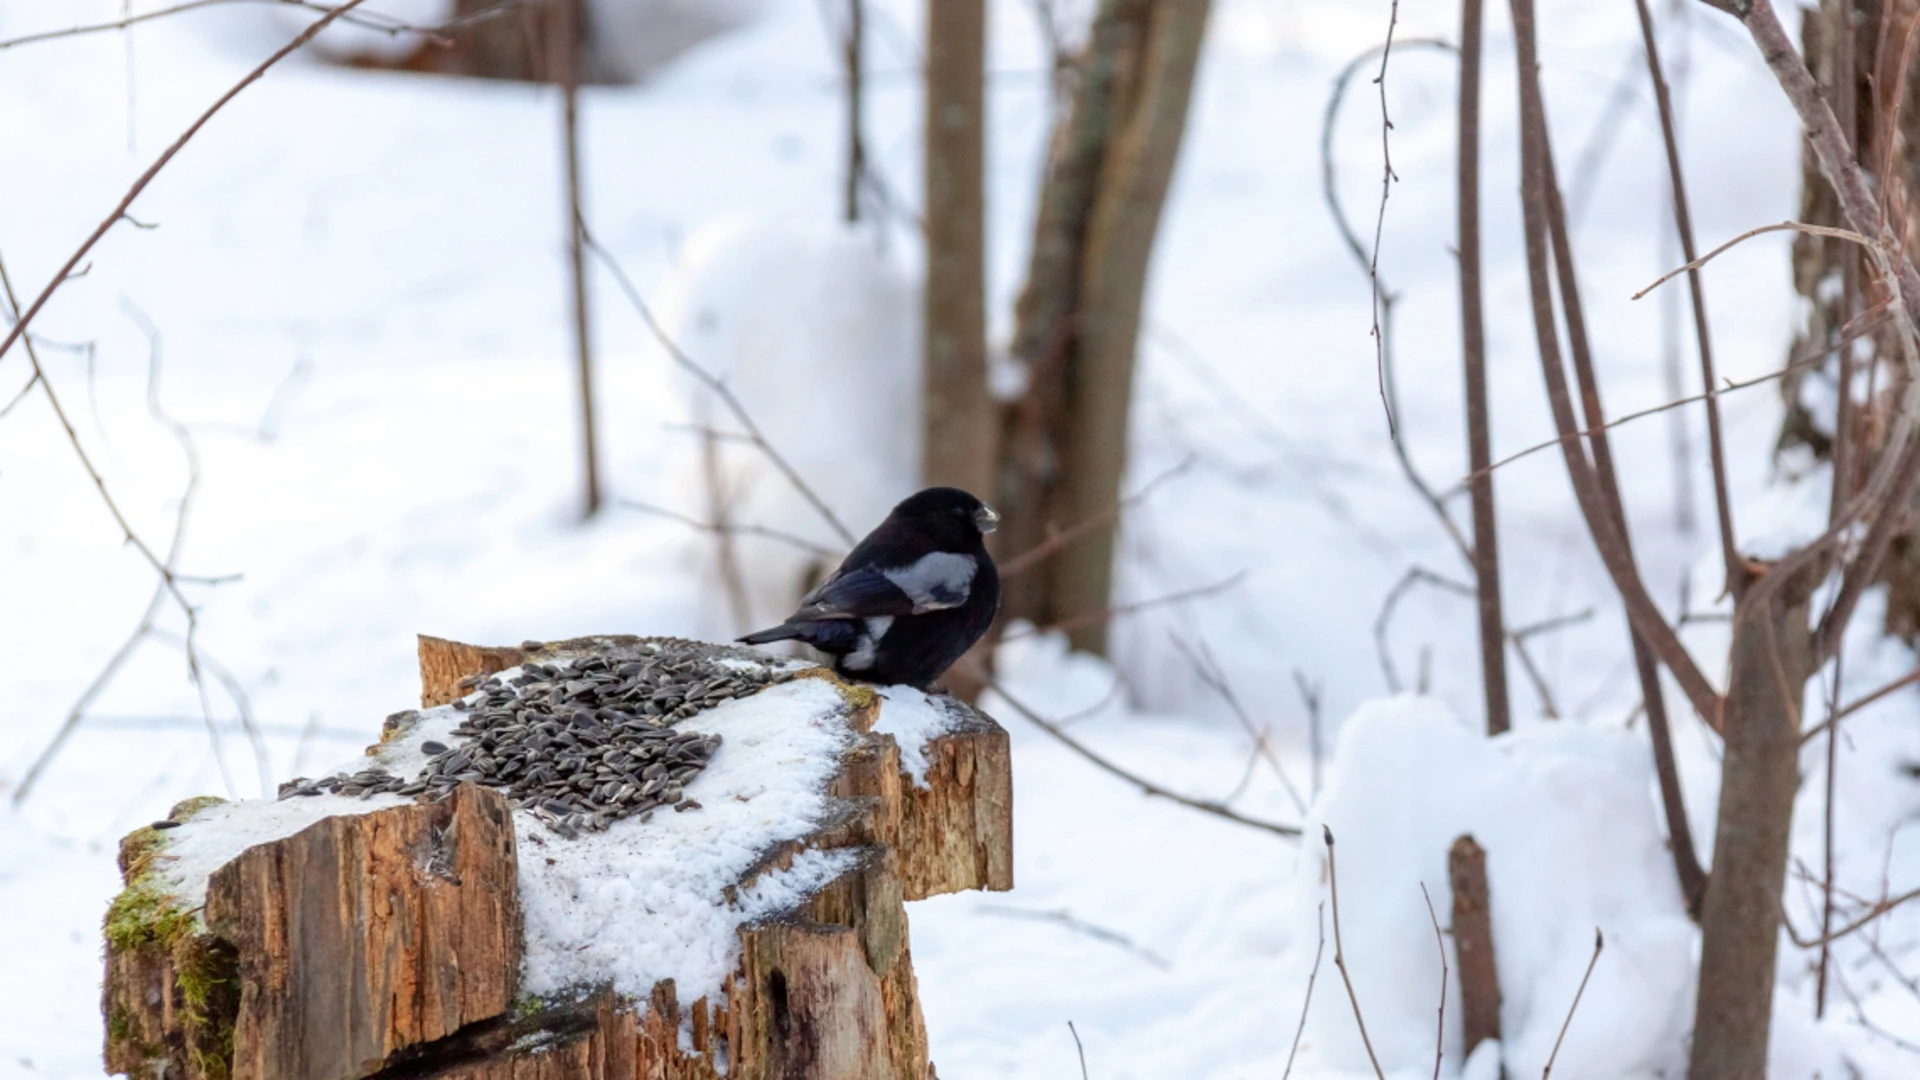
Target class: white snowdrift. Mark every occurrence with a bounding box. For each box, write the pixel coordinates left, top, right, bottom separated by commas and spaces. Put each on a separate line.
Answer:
1291, 696, 1696, 1079
1288, 694, 1915, 1079
151, 668, 868, 1007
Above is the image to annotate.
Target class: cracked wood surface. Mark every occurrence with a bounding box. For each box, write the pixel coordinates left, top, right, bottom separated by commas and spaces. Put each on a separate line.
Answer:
104, 634, 1013, 1080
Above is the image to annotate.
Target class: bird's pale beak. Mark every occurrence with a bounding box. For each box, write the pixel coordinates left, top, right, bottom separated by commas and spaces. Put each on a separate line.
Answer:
974, 503, 1000, 534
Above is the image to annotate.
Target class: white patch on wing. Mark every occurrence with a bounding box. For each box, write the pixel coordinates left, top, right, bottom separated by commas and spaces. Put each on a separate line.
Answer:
844, 616, 893, 670
882, 552, 975, 613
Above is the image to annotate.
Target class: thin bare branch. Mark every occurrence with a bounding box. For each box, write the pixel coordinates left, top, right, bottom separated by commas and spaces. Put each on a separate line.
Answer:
1321, 34, 1471, 561
22, 0, 374, 351
1782, 884, 1920, 949
0, 372, 38, 419
556, 0, 599, 518
1801, 665, 1920, 745
1634, 0, 1739, 597
1068, 1021, 1090, 1080
1420, 882, 1447, 1080
1469, 303, 1889, 484
578, 226, 856, 546
1374, 566, 1474, 693
1366, 1, 1404, 437
1510, 0, 1710, 917
1506, 609, 1593, 721
1281, 903, 1327, 1080
9, 299, 247, 803
617, 499, 840, 559
1323, 826, 1388, 1080
1633, 221, 1876, 300
0, 0, 376, 379
983, 672, 1301, 838
1542, 929, 1604, 1079
975, 905, 1170, 969
1000, 571, 1247, 643
999, 456, 1193, 578
1296, 668, 1325, 799
1818, 634, 1843, 1017
1171, 635, 1309, 815
1509, 0, 1720, 727
1828, 0, 1861, 526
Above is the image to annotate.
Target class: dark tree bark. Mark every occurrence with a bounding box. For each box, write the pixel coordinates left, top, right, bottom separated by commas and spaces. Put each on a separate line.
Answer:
998, 0, 1212, 653
923, 0, 994, 497
1456, 0, 1511, 735
1689, 563, 1821, 1080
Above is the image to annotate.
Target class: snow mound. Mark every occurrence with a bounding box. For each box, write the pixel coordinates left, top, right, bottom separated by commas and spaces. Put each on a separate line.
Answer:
1291, 695, 1695, 1080
654, 214, 922, 639
142, 667, 869, 1008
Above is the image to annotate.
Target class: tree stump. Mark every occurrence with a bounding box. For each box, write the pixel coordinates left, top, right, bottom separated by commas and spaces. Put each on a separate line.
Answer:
103, 635, 1012, 1080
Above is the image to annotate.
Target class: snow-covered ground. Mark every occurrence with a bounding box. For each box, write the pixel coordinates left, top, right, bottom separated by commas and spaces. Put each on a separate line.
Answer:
1, 0, 1917, 1077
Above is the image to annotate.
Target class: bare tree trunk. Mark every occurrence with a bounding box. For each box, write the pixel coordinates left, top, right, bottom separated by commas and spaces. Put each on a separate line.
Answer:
998, 0, 1211, 652
1055, 0, 1211, 654
843, 0, 866, 224
556, 0, 600, 518
923, 0, 993, 496
997, 0, 1144, 629
1689, 562, 1820, 1080
1456, 0, 1511, 736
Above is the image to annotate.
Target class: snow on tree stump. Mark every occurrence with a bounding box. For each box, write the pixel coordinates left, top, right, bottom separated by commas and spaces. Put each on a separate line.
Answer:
102, 635, 1012, 1080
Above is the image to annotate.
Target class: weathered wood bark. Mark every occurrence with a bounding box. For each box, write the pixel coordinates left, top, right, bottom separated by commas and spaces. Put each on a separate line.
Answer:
923, 0, 995, 499
104, 799, 244, 1080
214, 784, 521, 1080
1448, 835, 1500, 1060
1689, 565, 1819, 1080
1781, 0, 1920, 641
997, 0, 1212, 653
106, 635, 1013, 1080
105, 784, 519, 1080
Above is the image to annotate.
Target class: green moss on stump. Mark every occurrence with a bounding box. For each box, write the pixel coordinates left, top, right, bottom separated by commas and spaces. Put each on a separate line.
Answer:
105, 801, 241, 1080
177, 937, 239, 1080
791, 666, 879, 711
166, 795, 225, 822
105, 876, 197, 954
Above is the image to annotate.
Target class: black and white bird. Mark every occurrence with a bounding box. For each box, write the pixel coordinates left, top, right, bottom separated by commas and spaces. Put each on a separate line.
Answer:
736, 487, 1000, 689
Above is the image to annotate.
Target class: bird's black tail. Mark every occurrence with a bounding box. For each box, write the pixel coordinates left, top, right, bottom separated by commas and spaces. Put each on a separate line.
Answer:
737, 623, 802, 646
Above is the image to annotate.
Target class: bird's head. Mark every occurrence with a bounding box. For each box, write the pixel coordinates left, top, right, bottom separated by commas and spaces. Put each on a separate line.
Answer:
892, 486, 999, 548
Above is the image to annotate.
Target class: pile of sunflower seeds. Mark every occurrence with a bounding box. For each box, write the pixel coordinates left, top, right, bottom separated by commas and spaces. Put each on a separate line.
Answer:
278, 642, 787, 837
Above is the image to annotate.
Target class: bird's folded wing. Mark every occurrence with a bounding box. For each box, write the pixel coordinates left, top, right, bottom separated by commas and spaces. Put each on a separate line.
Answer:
881, 551, 977, 614
794, 567, 919, 620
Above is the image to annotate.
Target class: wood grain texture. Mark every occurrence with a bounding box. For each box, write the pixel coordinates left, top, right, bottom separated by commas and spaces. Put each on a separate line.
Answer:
105, 635, 1013, 1080
208, 783, 520, 1080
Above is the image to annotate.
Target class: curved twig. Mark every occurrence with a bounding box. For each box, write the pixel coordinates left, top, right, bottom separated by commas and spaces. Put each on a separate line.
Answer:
1321, 34, 1468, 561
984, 674, 1301, 838
578, 227, 856, 547
0, 0, 377, 668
